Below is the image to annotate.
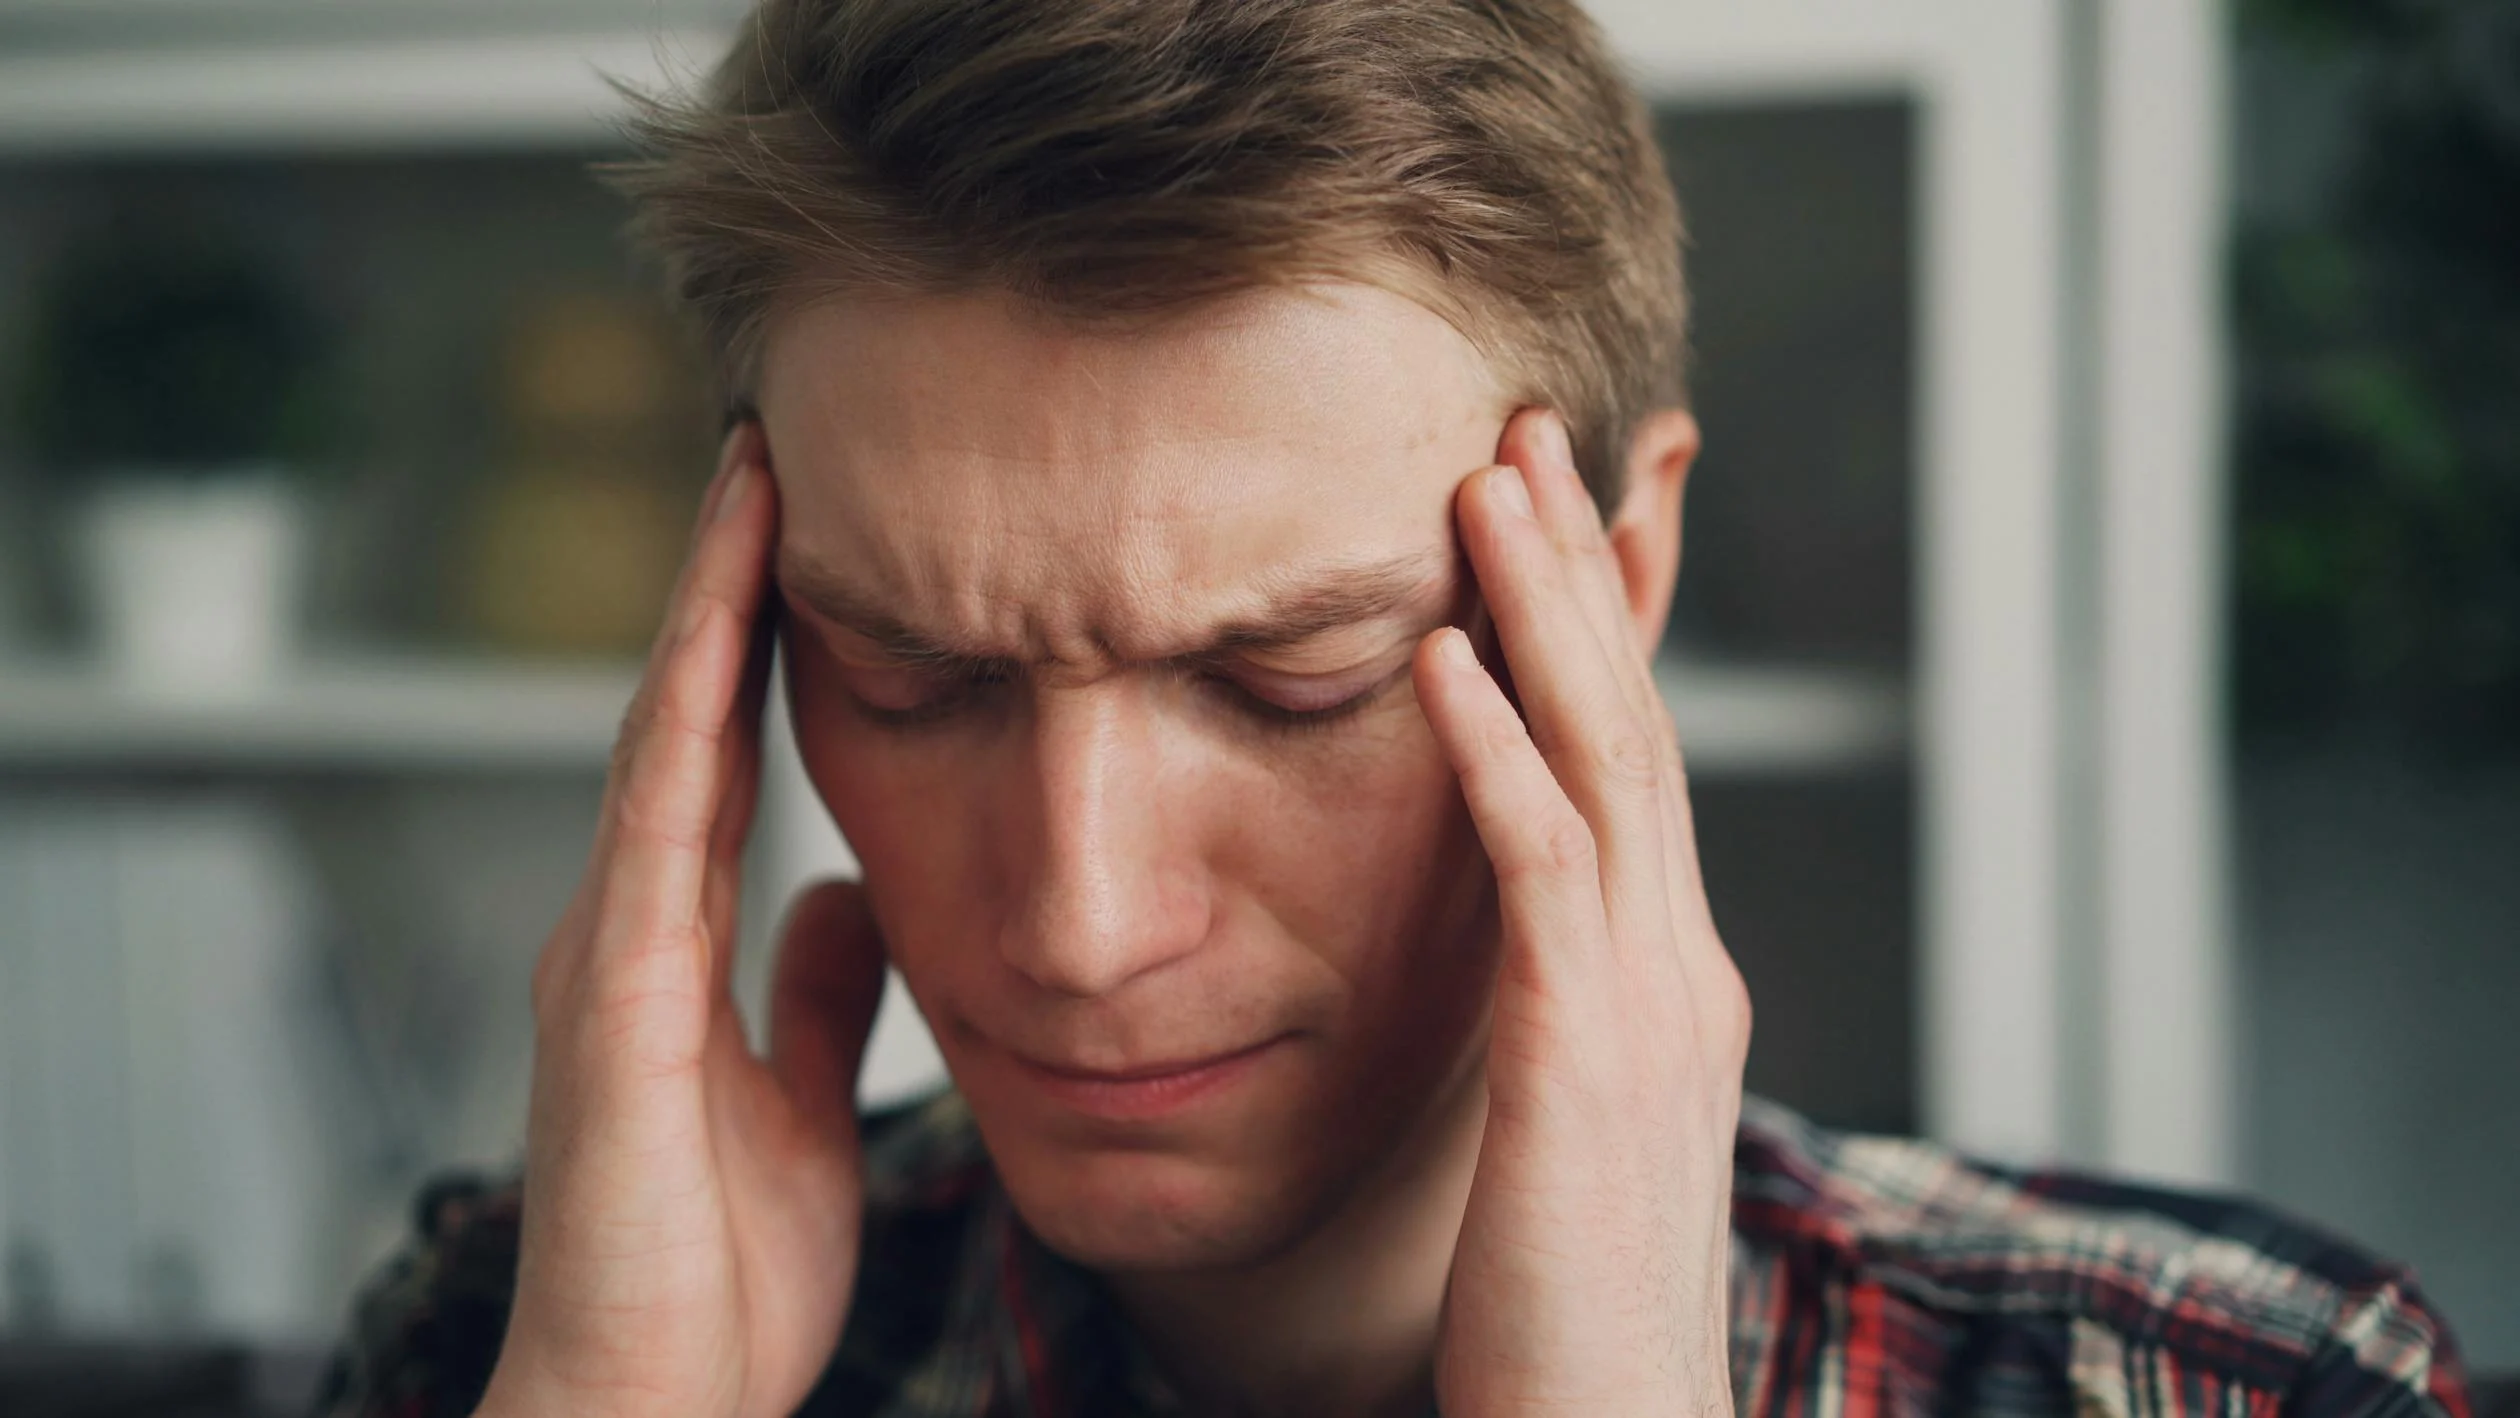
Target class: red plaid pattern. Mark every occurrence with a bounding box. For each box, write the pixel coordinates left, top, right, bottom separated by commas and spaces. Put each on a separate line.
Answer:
316, 1093, 2473, 1418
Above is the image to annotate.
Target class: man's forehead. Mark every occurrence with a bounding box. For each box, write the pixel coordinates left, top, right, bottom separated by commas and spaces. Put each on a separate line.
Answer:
756, 282, 1508, 475
756, 283, 1502, 664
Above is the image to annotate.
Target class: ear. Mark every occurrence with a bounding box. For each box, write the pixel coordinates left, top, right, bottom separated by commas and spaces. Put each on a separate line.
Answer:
1606, 408, 1699, 654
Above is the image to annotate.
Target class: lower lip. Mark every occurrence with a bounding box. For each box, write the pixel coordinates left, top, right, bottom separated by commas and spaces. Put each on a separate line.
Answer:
1014, 1037, 1289, 1123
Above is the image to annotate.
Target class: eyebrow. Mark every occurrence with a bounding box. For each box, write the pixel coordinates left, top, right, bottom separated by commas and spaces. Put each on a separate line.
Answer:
774, 548, 1454, 671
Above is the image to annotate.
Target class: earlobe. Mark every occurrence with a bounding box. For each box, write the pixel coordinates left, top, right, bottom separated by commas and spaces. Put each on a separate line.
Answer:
1608, 409, 1699, 653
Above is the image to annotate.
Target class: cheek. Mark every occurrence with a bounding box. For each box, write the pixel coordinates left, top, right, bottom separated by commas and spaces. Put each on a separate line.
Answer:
1220, 710, 1497, 1133
781, 645, 987, 945
1220, 703, 1492, 994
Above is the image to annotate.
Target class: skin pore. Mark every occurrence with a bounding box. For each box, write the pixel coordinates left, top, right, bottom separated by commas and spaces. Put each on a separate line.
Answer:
755, 283, 1695, 1418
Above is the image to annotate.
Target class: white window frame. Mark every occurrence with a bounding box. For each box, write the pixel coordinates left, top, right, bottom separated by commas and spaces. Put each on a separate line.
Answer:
1589, 0, 2232, 1182
1593, 0, 2074, 1165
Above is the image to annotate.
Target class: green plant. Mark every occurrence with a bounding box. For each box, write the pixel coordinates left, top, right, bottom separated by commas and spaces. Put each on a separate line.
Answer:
2233, 0, 2520, 750
15, 219, 330, 479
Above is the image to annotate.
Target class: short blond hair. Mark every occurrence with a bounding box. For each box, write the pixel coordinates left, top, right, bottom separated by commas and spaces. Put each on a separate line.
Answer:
607, 0, 1685, 506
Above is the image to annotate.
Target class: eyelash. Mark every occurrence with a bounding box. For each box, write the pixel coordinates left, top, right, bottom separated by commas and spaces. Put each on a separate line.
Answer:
852, 666, 1382, 735
1207, 670, 1384, 735
843, 661, 1008, 730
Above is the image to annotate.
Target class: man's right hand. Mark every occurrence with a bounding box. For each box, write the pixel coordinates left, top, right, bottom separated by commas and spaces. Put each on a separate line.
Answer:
477, 426, 890, 1418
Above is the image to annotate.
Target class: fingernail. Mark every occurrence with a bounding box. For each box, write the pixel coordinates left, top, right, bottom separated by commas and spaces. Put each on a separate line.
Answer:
715, 463, 753, 523
1543, 414, 1576, 476
1439, 627, 1480, 668
1490, 465, 1534, 520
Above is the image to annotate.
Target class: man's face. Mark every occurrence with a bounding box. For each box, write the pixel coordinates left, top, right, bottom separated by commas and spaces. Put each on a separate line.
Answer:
760, 284, 1512, 1271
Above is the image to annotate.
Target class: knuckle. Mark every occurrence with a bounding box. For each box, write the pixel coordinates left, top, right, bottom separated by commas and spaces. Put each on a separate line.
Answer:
1473, 708, 1537, 766
582, 981, 709, 1081
1556, 506, 1610, 557
1596, 725, 1665, 791
609, 698, 653, 784
652, 696, 728, 759
614, 783, 713, 854
670, 592, 730, 660
607, 716, 723, 848
606, 734, 640, 793
1535, 813, 1600, 880
584, 909, 709, 999
528, 897, 598, 1024
1659, 722, 1687, 776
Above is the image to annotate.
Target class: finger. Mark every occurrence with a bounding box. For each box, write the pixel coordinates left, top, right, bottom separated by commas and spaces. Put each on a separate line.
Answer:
1510, 418, 1740, 1014
1502, 414, 1732, 992
632, 426, 765, 702
1496, 409, 1661, 711
1414, 625, 1615, 985
1455, 460, 1669, 919
595, 447, 777, 994
704, 600, 781, 998
1498, 412, 1708, 926
768, 879, 891, 1138
1487, 412, 1751, 1055
702, 438, 784, 991
596, 423, 768, 854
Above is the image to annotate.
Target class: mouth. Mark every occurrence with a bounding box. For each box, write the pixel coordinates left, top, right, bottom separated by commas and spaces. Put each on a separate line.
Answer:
1009, 1035, 1294, 1123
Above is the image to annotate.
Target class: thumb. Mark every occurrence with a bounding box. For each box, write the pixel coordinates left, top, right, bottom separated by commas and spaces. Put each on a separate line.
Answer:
767, 877, 891, 1137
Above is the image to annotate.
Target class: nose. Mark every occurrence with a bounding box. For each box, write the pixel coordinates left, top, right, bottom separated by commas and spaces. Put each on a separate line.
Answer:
995, 681, 1212, 998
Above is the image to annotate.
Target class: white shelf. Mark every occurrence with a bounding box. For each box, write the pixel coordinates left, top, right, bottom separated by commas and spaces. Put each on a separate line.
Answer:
0, 655, 1902, 776
0, 658, 639, 771
0, 28, 730, 156
1656, 657, 1907, 775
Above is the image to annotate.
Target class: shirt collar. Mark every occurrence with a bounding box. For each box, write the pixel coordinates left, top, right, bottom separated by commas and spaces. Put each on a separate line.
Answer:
938, 1154, 1776, 1418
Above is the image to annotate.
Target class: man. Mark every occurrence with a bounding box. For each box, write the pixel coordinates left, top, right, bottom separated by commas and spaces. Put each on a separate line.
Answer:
320, 1, 2472, 1415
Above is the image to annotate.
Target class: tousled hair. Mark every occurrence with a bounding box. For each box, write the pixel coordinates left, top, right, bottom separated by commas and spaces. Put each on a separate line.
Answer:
605, 0, 1685, 506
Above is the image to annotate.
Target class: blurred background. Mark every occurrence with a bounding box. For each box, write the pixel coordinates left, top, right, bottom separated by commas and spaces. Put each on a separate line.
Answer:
0, 0, 2512, 1412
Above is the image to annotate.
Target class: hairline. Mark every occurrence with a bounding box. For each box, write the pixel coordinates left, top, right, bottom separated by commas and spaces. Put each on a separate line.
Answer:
726, 260, 1543, 440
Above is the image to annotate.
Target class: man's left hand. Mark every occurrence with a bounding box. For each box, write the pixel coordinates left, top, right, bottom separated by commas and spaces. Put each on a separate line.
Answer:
1414, 409, 1751, 1418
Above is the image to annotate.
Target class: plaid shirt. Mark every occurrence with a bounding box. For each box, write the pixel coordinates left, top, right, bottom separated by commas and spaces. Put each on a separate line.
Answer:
315, 1092, 2473, 1418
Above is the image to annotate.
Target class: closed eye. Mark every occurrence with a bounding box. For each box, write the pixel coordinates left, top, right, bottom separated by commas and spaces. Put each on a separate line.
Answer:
1199, 664, 1401, 733
841, 661, 1398, 735
842, 661, 1016, 727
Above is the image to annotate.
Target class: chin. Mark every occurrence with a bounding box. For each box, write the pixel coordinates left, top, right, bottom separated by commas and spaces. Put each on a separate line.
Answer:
993, 1140, 1338, 1273
932, 1022, 1380, 1273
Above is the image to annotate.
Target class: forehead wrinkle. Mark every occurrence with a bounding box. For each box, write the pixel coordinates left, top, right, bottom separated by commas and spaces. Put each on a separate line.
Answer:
1197, 547, 1453, 652
778, 542, 1453, 671
763, 284, 1506, 672
775, 551, 996, 668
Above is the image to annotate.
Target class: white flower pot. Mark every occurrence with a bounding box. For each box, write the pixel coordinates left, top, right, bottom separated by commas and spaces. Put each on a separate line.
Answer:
77, 472, 307, 699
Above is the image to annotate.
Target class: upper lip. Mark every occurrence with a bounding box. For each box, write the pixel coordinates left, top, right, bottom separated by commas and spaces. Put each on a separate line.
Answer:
1016, 1036, 1286, 1083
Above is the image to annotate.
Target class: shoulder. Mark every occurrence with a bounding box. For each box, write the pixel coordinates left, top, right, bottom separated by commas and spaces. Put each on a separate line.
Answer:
309, 1175, 524, 1418
808, 1092, 1006, 1411
311, 1091, 992, 1418
1731, 1097, 2474, 1418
